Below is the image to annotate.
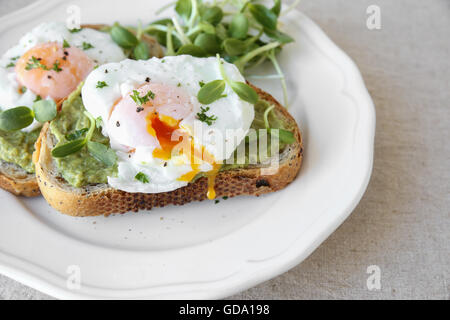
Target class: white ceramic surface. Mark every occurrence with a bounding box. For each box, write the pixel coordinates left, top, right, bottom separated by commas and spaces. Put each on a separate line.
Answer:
0, 0, 375, 299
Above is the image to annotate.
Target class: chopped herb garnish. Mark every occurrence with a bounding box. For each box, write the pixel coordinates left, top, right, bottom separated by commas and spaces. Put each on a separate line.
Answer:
82, 42, 94, 50
196, 106, 217, 126
69, 28, 82, 33
52, 60, 62, 72
222, 196, 229, 200
65, 128, 89, 141
135, 172, 150, 184
6, 62, 15, 68
34, 95, 42, 102
215, 200, 220, 204
25, 56, 49, 71
96, 81, 108, 89
63, 39, 70, 48
130, 90, 155, 106
177, 82, 182, 87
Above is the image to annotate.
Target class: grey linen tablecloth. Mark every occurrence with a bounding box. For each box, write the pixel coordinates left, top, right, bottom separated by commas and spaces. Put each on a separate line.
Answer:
0, 0, 448, 300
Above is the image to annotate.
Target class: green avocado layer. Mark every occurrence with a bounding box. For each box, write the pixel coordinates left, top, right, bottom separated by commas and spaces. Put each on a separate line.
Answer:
49, 88, 117, 187
50, 88, 292, 188
221, 99, 292, 172
0, 128, 40, 173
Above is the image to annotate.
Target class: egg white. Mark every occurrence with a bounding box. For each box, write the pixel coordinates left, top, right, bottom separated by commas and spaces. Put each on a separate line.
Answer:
0, 22, 126, 132
82, 56, 255, 193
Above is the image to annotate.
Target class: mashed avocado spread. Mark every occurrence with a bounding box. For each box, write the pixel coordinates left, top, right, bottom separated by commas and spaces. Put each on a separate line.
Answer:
50, 87, 293, 188
49, 87, 117, 187
0, 127, 40, 173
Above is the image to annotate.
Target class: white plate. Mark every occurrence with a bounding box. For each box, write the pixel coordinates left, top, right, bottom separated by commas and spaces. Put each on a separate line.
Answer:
0, 0, 375, 299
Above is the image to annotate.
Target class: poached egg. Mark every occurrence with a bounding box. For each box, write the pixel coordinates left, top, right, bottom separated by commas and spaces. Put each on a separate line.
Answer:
81, 55, 255, 197
0, 22, 126, 132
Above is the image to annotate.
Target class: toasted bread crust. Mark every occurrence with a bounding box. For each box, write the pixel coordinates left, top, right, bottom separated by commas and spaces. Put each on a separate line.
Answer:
0, 166, 40, 197
0, 24, 163, 197
35, 86, 303, 216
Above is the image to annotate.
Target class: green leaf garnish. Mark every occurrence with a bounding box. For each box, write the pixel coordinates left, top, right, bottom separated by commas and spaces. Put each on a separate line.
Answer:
175, 0, 192, 20
229, 13, 249, 40
263, 104, 295, 144
130, 90, 155, 106
194, 33, 220, 54
135, 172, 150, 183
197, 80, 226, 105
87, 141, 117, 167
197, 21, 216, 35
249, 4, 278, 31
63, 39, 70, 48
201, 6, 223, 26
229, 81, 259, 104
176, 44, 206, 57
51, 138, 86, 158
148, 0, 295, 107
223, 38, 247, 56
264, 28, 294, 44
110, 24, 138, 49
33, 99, 57, 123
215, 54, 258, 104
271, 128, 296, 144
82, 42, 94, 50
271, 0, 282, 16
196, 106, 217, 126
133, 41, 150, 60
51, 111, 93, 158
65, 128, 89, 141
96, 81, 108, 89
0, 107, 34, 131
50, 109, 110, 160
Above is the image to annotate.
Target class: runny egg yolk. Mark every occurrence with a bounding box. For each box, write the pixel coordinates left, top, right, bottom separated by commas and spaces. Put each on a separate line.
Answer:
15, 42, 95, 100
110, 83, 221, 199
146, 111, 182, 160
145, 110, 221, 200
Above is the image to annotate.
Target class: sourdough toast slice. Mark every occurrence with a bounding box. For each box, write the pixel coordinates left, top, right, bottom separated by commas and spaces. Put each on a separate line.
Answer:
34, 85, 303, 216
0, 24, 163, 197
0, 161, 40, 197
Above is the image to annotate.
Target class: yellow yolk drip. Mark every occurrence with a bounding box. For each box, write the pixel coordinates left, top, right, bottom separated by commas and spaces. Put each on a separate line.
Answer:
145, 112, 221, 200
206, 164, 222, 200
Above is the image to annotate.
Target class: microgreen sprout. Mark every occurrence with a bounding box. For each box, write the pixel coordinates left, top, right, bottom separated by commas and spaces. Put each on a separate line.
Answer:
145, 0, 295, 107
